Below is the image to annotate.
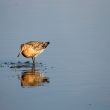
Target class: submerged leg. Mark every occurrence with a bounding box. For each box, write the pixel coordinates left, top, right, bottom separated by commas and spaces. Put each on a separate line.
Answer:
32, 63, 35, 72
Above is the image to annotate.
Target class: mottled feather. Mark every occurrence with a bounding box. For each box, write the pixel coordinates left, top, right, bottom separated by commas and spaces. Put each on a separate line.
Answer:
17, 41, 50, 64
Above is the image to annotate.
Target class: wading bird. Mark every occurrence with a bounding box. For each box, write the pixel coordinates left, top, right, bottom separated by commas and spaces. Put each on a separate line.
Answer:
17, 41, 50, 65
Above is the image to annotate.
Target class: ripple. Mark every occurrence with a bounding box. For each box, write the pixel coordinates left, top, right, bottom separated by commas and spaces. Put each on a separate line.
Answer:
0, 61, 53, 73
0, 61, 52, 88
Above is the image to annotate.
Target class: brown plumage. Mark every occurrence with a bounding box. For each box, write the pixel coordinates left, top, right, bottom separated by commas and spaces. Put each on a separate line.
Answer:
17, 41, 50, 65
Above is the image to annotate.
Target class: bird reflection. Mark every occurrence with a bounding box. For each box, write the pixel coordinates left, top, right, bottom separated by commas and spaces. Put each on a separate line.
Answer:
19, 65, 49, 88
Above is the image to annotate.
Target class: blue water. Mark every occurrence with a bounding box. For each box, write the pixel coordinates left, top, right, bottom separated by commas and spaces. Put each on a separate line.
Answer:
0, 0, 110, 110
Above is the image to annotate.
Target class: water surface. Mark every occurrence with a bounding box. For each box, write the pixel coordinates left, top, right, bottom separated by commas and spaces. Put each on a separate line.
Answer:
0, 0, 110, 110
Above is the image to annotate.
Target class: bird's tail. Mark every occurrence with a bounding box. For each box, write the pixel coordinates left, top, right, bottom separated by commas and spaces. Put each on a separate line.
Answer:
46, 42, 50, 45
42, 42, 50, 48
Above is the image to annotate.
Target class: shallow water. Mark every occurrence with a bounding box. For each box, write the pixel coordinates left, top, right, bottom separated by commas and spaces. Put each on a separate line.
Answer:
0, 0, 110, 110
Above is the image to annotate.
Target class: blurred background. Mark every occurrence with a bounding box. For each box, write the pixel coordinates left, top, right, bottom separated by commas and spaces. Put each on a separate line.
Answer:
0, 0, 110, 110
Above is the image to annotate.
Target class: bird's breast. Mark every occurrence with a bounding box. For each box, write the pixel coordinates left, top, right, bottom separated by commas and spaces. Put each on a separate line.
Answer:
22, 48, 36, 58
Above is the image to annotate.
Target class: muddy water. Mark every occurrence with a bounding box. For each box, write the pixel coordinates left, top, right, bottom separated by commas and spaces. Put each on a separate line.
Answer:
0, 0, 110, 110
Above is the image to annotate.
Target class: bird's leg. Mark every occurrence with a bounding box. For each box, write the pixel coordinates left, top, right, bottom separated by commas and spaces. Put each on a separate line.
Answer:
32, 57, 35, 66
32, 63, 35, 73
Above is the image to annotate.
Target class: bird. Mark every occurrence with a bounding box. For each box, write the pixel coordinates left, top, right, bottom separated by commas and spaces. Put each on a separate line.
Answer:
17, 41, 50, 65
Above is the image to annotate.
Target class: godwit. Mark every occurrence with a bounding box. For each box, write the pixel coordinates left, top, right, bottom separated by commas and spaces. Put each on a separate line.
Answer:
17, 41, 50, 65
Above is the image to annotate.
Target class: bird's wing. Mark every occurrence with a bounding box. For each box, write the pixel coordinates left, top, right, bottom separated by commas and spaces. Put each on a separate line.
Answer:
27, 41, 48, 50
27, 41, 45, 50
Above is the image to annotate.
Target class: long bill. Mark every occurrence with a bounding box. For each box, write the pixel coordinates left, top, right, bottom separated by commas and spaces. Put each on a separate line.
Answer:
17, 50, 22, 57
